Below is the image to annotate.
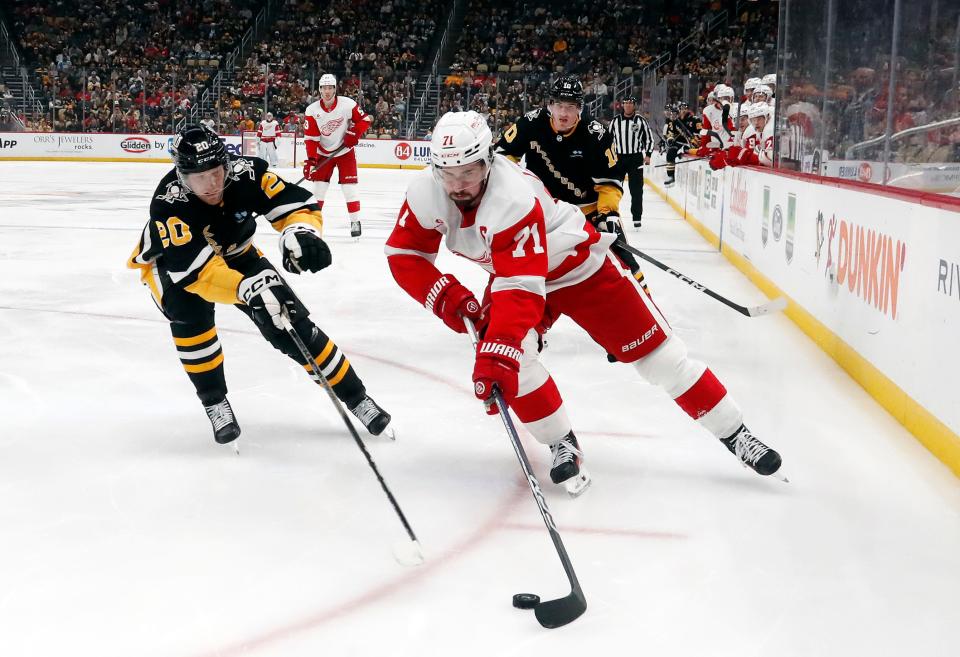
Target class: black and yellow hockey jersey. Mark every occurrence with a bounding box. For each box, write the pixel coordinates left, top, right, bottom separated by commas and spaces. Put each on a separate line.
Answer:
127, 156, 323, 305
494, 107, 623, 217
665, 114, 702, 148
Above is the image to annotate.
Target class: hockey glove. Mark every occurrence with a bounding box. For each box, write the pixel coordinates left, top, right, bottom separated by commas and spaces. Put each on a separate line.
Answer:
238, 270, 300, 331
280, 223, 331, 273
343, 127, 360, 148
302, 158, 325, 182
709, 151, 728, 170
426, 274, 482, 334
594, 211, 623, 236
473, 338, 522, 415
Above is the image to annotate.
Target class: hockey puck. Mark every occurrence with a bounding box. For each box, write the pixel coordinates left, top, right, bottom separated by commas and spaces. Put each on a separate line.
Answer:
512, 593, 540, 609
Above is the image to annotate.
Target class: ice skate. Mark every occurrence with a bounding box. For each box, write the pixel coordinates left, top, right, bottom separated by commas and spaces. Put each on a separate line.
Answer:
548, 432, 591, 495
350, 220, 362, 239
349, 394, 394, 439
204, 398, 241, 445
720, 424, 784, 479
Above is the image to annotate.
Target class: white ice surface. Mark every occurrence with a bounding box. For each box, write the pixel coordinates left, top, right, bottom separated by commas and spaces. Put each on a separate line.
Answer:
1, 162, 958, 657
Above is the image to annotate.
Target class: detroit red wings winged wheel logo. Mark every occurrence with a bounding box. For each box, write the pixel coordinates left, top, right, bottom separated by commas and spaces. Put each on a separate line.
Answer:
319, 117, 345, 136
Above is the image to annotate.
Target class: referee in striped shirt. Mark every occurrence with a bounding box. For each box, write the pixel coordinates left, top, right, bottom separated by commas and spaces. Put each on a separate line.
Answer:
610, 96, 654, 227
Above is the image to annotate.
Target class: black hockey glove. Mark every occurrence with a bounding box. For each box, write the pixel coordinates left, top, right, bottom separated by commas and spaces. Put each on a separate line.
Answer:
238, 270, 301, 331
280, 223, 332, 274
594, 211, 625, 241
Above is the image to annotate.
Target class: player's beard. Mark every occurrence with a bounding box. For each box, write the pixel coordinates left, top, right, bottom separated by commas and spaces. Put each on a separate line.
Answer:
448, 179, 487, 209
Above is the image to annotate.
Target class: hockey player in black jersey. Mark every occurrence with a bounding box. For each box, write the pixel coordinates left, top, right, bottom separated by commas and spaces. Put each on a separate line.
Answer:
494, 75, 647, 290
662, 102, 701, 186
127, 124, 392, 444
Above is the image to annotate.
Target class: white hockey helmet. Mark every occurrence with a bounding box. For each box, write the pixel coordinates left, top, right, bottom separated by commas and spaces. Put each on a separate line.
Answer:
744, 77, 761, 92
748, 103, 772, 120
715, 84, 735, 100
762, 73, 777, 87
318, 73, 337, 88
753, 84, 773, 101
430, 111, 494, 171
265, 112, 273, 120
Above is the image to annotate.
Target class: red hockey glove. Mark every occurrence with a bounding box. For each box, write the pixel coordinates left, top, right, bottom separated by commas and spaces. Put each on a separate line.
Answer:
425, 274, 481, 334
737, 148, 760, 166
343, 128, 360, 148
726, 145, 743, 160
302, 158, 323, 182
473, 338, 522, 415
709, 151, 728, 170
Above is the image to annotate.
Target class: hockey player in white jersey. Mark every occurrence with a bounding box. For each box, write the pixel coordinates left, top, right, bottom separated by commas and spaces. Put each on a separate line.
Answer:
385, 111, 784, 490
303, 74, 372, 238
701, 84, 736, 150
753, 83, 776, 119
709, 103, 774, 169
257, 112, 281, 166
743, 77, 761, 105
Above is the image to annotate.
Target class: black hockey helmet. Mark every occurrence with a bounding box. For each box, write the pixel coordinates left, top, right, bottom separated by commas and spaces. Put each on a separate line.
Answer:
171, 123, 228, 176
623, 95, 637, 103
677, 101, 690, 111
550, 75, 584, 105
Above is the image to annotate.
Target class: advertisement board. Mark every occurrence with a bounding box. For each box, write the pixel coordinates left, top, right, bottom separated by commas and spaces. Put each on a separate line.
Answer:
647, 154, 960, 473
0, 132, 430, 168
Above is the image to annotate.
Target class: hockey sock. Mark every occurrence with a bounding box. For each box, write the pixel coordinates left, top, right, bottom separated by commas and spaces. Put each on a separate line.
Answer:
300, 333, 365, 404
343, 184, 361, 222
172, 325, 227, 403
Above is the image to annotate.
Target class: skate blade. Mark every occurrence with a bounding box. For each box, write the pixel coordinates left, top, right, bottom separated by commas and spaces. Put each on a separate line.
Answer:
564, 467, 592, 498
381, 426, 397, 441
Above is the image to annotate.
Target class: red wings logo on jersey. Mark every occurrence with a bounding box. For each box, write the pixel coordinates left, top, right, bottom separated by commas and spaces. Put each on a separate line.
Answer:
319, 117, 345, 136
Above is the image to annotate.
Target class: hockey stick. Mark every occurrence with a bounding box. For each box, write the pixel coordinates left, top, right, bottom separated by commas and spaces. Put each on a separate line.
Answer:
293, 146, 349, 186
649, 155, 710, 169
619, 243, 787, 317
464, 317, 587, 629
279, 313, 424, 566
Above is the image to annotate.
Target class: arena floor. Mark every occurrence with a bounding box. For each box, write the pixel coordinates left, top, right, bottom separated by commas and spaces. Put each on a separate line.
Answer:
1, 162, 958, 657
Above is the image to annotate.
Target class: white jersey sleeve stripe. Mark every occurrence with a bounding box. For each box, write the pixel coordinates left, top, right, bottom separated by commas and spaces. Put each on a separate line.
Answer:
167, 245, 215, 284
491, 274, 546, 296
264, 199, 317, 223
383, 245, 439, 263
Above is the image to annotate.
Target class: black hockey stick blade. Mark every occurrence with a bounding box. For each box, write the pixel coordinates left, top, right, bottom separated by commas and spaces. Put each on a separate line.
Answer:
534, 588, 587, 629
622, 243, 787, 318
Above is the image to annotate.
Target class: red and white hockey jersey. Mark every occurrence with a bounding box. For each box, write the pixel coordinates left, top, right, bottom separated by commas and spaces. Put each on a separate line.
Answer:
701, 102, 736, 149
754, 120, 775, 166
303, 96, 370, 158
257, 119, 280, 142
740, 124, 759, 152
385, 156, 615, 343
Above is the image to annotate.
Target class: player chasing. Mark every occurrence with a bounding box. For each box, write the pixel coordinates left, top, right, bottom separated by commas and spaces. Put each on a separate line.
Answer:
257, 111, 281, 167
385, 111, 784, 493
303, 74, 372, 238
494, 75, 647, 289
127, 124, 392, 445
